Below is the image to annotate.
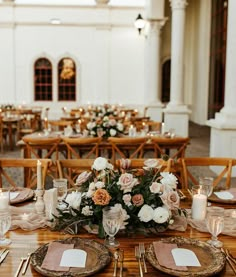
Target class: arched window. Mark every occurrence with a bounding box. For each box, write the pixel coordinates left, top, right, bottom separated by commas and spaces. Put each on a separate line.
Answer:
34, 58, 53, 101
161, 59, 171, 103
58, 58, 76, 101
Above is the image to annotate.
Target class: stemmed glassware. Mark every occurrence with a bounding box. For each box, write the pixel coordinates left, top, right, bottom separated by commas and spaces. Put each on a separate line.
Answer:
0, 212, 11, 246
206, 207, 224, 248
53, 178, 68, 210
199, 177, 214, 206
102, 206, 121, 248
0, 188, 11, 246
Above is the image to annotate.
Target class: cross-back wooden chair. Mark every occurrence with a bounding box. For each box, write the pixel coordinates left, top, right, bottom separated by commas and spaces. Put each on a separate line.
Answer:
115, 158, 172, 172
18, 113, 39, 140
62, 137, 102, 159
149, 137, 190, 159
22, 136, 61, 178
180, 157, 235, 189
0, 158, 51, 189
108, 137, 147, 164
57, 159, 95, 187
22, 136, 61, 160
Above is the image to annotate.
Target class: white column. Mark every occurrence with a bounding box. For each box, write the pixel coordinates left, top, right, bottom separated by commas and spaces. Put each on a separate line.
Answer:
207, 0, 236, 176
144, 0, 167, 122
145, 19, 167, 105
168, 0, 188, 108
163, 0, 190, 137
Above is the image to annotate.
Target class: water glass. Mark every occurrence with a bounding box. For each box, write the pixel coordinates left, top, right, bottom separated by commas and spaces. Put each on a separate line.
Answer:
102, 206, 121, 248
53, 179, 68, 210
199, 177, 213, 206
206, 207, 224, 248
0, 188, 11, 246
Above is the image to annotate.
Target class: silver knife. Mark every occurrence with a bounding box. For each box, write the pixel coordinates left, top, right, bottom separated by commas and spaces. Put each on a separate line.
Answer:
0, 249, 9, 264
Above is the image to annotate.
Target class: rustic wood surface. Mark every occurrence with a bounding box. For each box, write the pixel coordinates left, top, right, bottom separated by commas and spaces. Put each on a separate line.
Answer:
0, 191, 235, 276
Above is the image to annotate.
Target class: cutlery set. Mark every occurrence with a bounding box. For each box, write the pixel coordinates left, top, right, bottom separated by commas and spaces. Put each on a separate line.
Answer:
113, 249, 124, 277
0, 248, 9, 265
14, 253, 31, 277
221, 248, 236, 275
135, 243, 147, 277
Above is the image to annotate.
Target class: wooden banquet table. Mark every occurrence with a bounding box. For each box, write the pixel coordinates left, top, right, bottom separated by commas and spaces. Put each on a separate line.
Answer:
1, 193, 236, 276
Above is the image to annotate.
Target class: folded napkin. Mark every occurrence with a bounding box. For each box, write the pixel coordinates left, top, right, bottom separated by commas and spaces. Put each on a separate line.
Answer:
10, 188, 34, 204
41, 242, 74, 271
153, 241, 187, 271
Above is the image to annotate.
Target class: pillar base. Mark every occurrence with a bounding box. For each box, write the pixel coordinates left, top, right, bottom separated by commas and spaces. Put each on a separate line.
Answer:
207, 114, 236, 177
163, 105, 191, 137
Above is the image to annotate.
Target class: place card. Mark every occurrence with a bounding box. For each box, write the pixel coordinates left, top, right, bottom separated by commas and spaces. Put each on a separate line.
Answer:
60, 249, 87, 268
171, 248, 201, 267
214, 191, 234, 200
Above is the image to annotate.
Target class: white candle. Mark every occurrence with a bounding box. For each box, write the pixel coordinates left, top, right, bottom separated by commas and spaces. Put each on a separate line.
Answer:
161, 122, 165, 135
191, 193, 207, 220
37, 160, 42, 190
0, 189, 9, 210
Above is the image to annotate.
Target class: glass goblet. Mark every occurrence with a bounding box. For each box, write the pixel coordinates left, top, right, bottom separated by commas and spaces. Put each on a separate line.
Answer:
199, 177, 214, 206
102, 206, 121, 248
0, 211, 11, 246
53, 178, 68, 210
206, 207, 224, 248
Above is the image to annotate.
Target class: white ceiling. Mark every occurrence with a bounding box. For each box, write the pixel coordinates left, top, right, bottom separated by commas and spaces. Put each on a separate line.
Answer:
15, 0, 145, 6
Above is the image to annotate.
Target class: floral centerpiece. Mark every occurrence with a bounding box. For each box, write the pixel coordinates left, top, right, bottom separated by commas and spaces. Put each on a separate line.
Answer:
53, 157, 185, 236
86, 116, 124, 138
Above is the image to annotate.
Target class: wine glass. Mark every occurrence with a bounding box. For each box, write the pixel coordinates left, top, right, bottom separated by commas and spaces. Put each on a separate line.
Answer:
206, 207, 224, 248
53, 178, 68, 210
0, 211, 11, 246
199, 177, 213, 206
102, 206, 121, 248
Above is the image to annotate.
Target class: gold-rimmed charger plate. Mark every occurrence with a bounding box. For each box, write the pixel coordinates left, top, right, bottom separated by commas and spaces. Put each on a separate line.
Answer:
146, 237, 226, 276
30, 237, 112, 276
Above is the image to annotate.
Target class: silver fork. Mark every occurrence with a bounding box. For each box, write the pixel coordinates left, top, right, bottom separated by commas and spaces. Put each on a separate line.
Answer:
139, 243, 147, 273
135, 246, 143, 277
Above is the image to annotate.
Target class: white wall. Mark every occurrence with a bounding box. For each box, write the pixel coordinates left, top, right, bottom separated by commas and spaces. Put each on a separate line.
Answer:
0, 3, 145, 118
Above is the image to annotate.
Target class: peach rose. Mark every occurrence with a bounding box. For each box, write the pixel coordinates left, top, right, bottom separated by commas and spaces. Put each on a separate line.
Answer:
132, 194, 144, 207
92, 188, 111, 205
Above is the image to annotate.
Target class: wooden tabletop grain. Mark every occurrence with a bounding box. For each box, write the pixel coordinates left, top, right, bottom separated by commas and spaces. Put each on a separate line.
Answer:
1, 192, 235, 276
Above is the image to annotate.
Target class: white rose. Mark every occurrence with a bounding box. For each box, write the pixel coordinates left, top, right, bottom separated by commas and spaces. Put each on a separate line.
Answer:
153, 207, 170, 224
95, 181, 105, 189
65, 191, 82, 209
117, 122, 124, 132
87, 121, 96, 130
81, 206, 93, 216
92, 157, 109, 171
149, 182, 162, 194
160, 172, 178, 190
123, 194, 132, 206
110, 128, 117, 136
138, 205, 154, 222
